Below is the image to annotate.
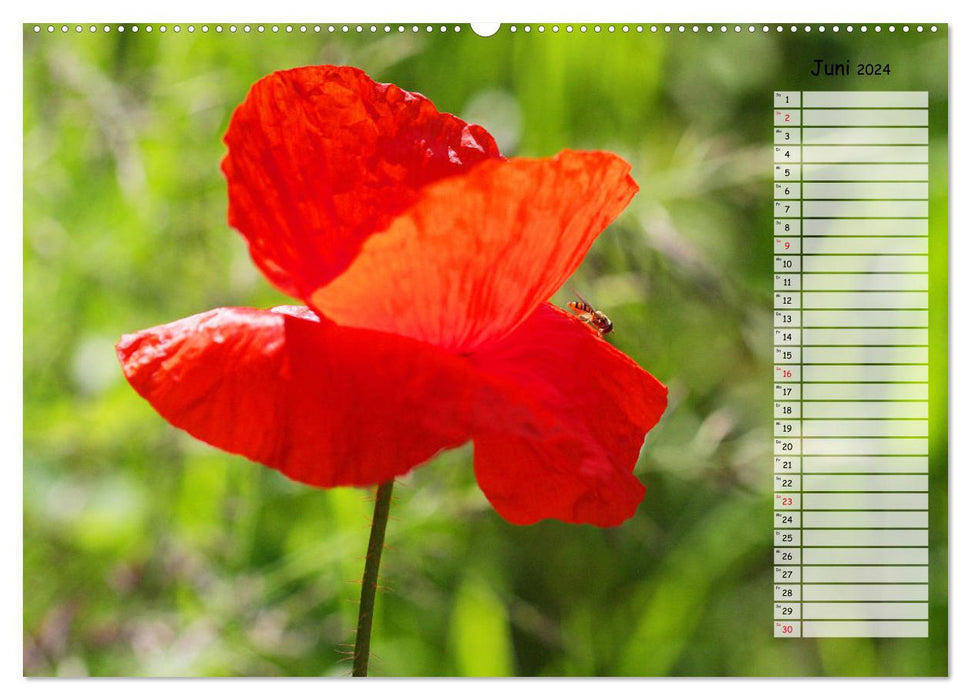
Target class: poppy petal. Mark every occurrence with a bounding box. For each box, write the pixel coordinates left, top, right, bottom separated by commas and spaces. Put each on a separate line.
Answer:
468, 304, 668, 526
222, 65, 502, 299
311, 151, 638, 353
117, 304, 665, 526
116, 306, 489, 487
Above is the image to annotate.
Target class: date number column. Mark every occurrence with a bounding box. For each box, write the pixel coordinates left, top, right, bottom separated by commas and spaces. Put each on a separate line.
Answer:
773, 91, 802, 638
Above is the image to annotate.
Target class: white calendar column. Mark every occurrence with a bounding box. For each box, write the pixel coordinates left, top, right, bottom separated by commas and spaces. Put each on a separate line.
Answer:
798, 91, 929, 638
773, 91, 802, 638
771, 91, 930, 639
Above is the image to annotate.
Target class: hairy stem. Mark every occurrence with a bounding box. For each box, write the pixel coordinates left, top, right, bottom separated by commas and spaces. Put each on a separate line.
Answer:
352, 479, 394, 677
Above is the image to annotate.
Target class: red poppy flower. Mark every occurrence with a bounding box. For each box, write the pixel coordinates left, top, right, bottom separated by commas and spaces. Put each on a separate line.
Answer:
116, 66, 667, 527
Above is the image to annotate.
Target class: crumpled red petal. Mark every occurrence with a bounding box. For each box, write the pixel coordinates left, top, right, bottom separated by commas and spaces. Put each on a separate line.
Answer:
468, 304, 668, 526
222, 65, 502, 300
116, 306, 484, 487
311, 151, 638, 354
116, 303, 665, 526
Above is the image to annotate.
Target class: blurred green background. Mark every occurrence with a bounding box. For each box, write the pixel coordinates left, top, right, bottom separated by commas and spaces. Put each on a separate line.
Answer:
23, 23, 947, 676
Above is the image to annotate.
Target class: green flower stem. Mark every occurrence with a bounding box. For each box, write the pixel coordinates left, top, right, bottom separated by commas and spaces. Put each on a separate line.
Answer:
352, 479, 395, 677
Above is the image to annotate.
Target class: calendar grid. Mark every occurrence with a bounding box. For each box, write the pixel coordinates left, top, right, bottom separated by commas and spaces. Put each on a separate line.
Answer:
772, 91, 929, 639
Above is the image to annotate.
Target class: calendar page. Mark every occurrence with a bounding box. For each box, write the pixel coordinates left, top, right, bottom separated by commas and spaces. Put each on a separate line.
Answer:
22, 21, 948, 678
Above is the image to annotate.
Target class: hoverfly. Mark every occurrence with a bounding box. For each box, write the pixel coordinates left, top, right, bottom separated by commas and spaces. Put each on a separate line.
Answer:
567, 292, 613, 336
